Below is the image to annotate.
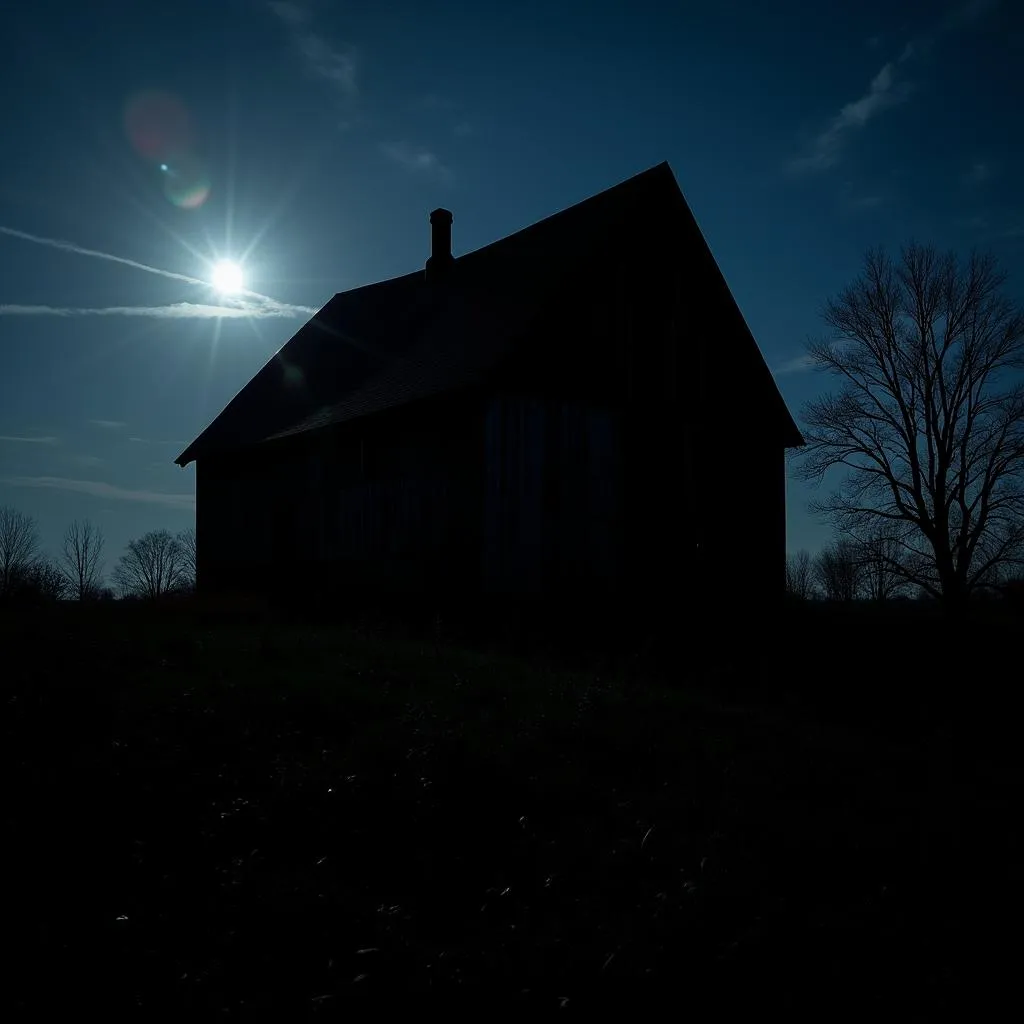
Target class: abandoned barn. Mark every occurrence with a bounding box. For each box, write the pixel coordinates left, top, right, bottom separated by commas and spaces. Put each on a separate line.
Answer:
176, 162, 804, 615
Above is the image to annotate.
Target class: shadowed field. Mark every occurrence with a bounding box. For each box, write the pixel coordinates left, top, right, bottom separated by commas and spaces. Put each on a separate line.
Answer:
4, 600, 1020, 1015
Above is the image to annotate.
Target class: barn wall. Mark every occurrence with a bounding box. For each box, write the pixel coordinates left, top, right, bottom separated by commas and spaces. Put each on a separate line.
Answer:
197, 395, 482, 603
482, 394, 623, 602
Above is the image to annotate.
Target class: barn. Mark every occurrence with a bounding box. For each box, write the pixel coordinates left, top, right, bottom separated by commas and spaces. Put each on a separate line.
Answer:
175, 162, 803, 623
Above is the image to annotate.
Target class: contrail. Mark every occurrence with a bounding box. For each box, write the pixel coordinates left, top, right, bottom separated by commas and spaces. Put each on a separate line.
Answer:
0, 224, 320, 318
3, 475, 194, 510
0, 225, 206, 286
0, 302, 309, 319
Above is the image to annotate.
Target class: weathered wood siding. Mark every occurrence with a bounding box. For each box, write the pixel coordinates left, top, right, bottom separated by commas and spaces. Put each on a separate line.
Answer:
198, 397, 481, 600
482, 395, 622, 598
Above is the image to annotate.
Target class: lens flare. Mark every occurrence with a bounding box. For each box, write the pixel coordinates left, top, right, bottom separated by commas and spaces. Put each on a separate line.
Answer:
161, 158, 211, 210
125, 90, 210, 209
124, 91, 194, 164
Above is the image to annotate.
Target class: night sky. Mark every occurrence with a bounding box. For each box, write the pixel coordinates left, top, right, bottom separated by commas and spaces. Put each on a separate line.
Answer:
1, 0, 1022, 570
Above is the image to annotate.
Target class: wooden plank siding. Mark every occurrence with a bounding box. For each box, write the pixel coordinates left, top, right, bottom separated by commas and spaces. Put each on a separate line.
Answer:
197, 395, 482, 603
481, 395, 622, 600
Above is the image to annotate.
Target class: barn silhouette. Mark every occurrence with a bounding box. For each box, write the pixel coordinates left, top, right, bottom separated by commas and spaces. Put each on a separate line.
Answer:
177, 163, 803, 621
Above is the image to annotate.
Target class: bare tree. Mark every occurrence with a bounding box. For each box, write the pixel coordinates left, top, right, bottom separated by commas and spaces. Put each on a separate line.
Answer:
814, 539, 864, 602
177, 527, 197, 591
785, 549, 815, 600
853, 523, 909, 602
794, 244, 1024, 611
59, 519, 105, 600
0, 505, 40, 598
112, 530, 187, 599
19, 560, 69, 602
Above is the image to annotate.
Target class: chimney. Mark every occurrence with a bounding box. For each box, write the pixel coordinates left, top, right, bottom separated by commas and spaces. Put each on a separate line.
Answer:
425, 208, 454, 283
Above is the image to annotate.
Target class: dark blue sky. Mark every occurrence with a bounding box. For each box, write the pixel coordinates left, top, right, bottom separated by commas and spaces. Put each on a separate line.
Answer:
1, 0, 1022, 569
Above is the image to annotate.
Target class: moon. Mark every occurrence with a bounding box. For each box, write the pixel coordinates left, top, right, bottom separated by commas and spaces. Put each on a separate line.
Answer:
211, 259, 244, 295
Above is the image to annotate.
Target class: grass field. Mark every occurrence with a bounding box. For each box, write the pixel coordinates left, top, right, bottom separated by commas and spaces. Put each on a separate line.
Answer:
4, 599, 1021, 1015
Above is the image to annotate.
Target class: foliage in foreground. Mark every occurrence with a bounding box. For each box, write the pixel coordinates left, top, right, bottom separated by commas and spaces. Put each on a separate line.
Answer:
4, 602, 1020, 1014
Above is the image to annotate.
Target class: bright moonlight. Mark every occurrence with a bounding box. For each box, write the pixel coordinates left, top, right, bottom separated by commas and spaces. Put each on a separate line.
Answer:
211, 259, 244, 295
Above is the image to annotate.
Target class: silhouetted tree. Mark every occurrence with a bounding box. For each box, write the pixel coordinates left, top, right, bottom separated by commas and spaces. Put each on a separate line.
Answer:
112, 530, 187, 599
0, 505, 40, 599
19, 560, 69, 602
177, 527, 197, 591
794, 244, 1024, 611
814, 539, 864, 602
853, 523, 909, 602
59, 519, 105, 601
785, 549, 815, 600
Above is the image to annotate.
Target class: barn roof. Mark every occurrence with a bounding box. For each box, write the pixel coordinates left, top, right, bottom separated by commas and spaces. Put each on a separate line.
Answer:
175, 162, 803, 466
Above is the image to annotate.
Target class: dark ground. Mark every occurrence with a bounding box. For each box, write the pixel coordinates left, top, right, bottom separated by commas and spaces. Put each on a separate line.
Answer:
4, 598, 1021, 1017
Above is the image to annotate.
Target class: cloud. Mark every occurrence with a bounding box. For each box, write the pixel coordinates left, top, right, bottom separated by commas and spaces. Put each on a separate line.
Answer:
840, 181, 886, 210
3, 475, 195, 510
414, 93, 457, 112
0, 300, 312, 319
128, 437, 180, 445
901, 0, 1001, 62
789, 0, 1000, 175
0, 225, 202, 286
381, 142, 451, 180
0, 223, 315, 317
414, 94, 473, 138
789, 63, 907, 174
772, 353, 819, 377
68, 455, 106, 469
0, 434, 58, 444
964, 160, 994, 186
269, 1, 357, 100
88, 419, 126, 429
955, 214, 988, 230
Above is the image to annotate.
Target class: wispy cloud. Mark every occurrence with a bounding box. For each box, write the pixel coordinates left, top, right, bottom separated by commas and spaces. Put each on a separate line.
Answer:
954, 213, 989, 231
964, 160, 995, 186
0, 434, 58, 444
87, 420, 126, 429
772, 353, 819, 377
269, 2, 357, 101
789, 0, 1000, 175
0, 224, 202, 285
129, 437, 180, 446
68, 455, 106, 469
900, 0, 1001, 62
0, 301, 311, 319
381, 142, 451, 180
789, 64, 908, 174
414, 94, 474, 138
953, 211, 1024, 242
840, 180, 887, 211
0, 224, 316, 318
3, 475, 195, 510
414, 93, 457, 112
